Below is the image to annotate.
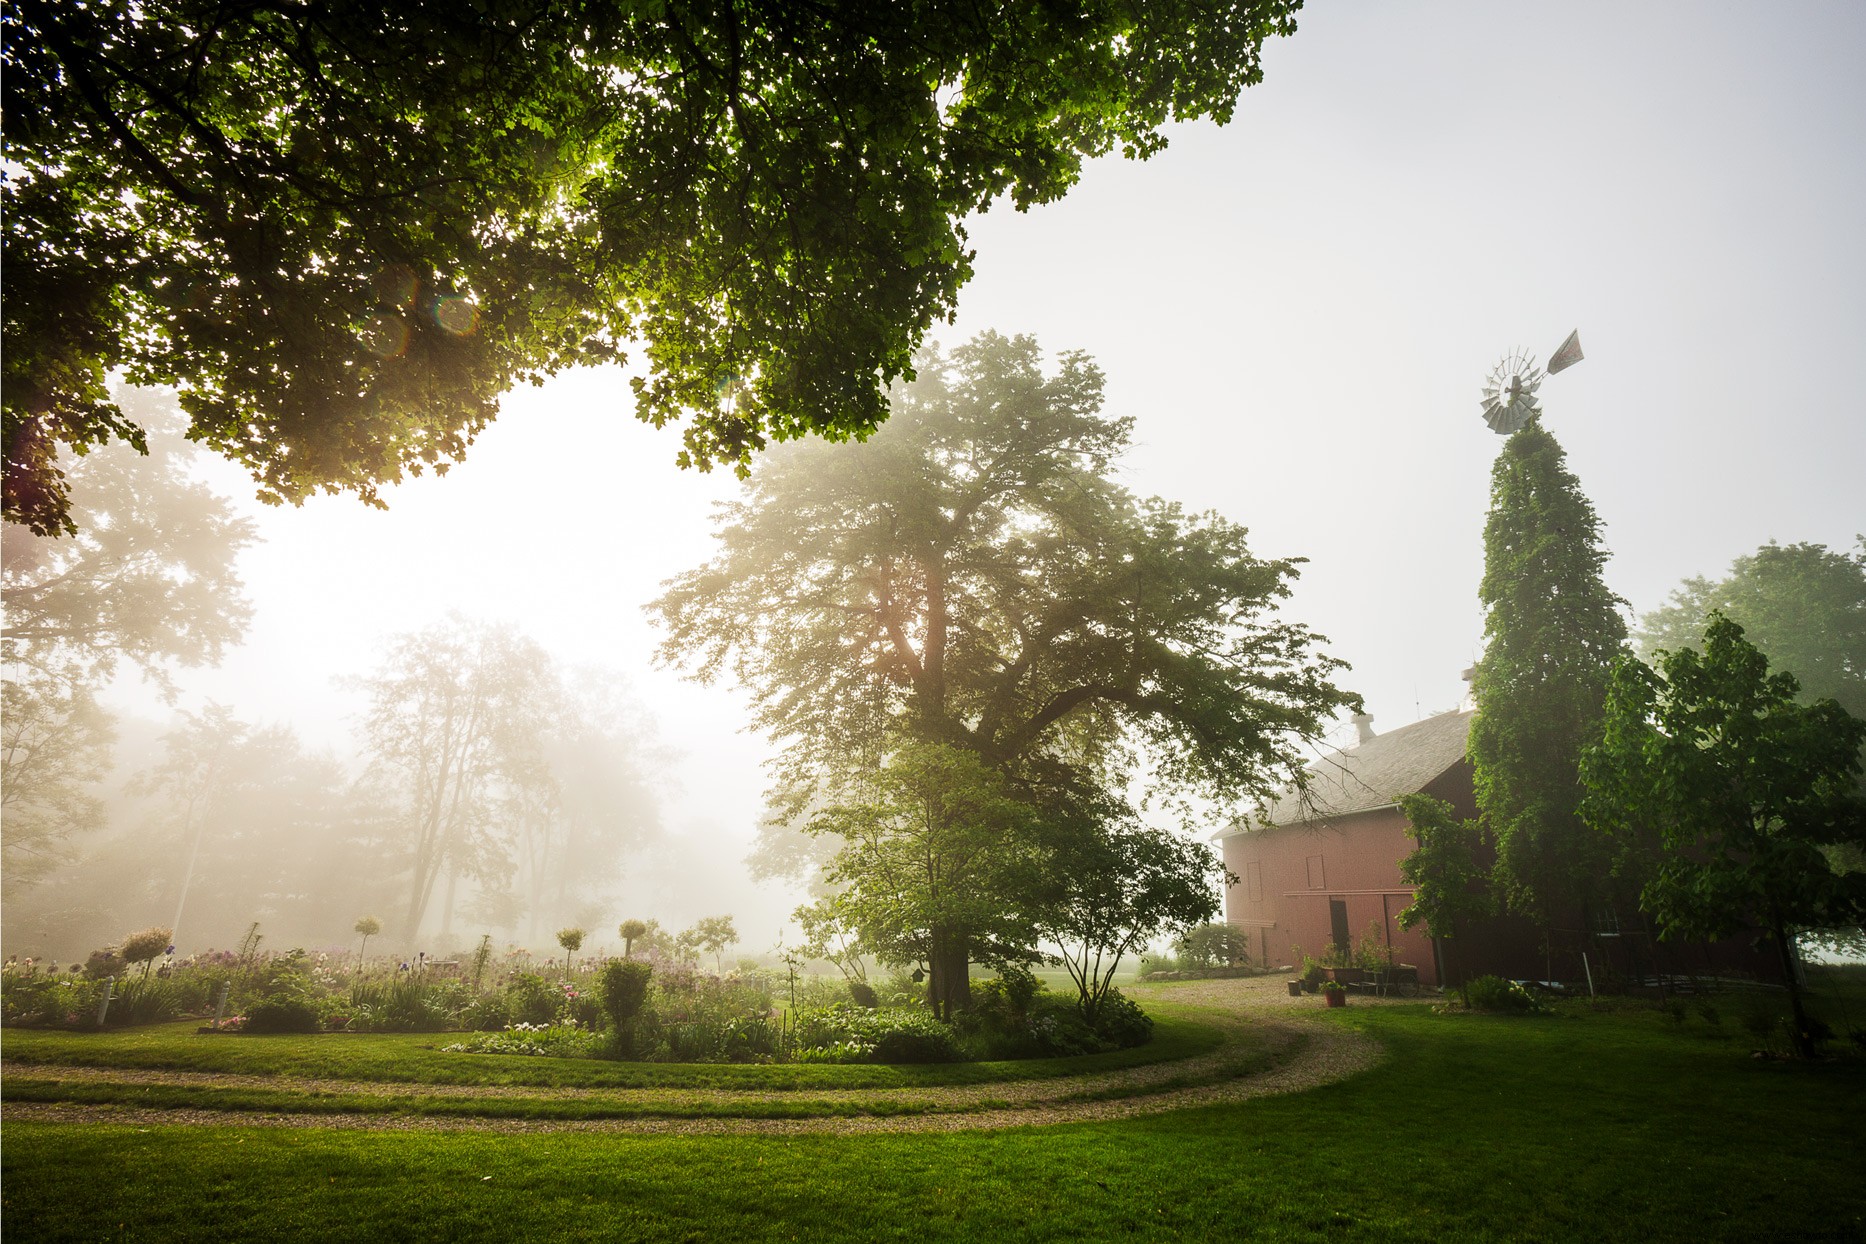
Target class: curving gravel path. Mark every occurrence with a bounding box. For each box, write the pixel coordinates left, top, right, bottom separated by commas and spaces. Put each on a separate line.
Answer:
1, 977, 1393, 1135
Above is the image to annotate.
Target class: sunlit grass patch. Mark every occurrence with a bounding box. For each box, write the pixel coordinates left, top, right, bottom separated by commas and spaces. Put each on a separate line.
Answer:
4, 1001, 1862, 1243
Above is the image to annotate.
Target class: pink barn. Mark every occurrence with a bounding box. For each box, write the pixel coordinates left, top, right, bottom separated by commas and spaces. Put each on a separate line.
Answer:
1217, 708, 1781, 991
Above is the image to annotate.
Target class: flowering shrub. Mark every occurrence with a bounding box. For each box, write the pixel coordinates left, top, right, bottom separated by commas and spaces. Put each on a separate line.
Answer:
443, 1022, 604, 1059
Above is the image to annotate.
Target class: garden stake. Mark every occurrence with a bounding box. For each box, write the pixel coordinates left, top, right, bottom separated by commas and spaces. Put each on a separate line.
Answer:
94, 976, 115, 1027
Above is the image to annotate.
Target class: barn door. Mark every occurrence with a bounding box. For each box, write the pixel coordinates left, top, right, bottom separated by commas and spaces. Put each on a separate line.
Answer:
1330, 899, 1350, 957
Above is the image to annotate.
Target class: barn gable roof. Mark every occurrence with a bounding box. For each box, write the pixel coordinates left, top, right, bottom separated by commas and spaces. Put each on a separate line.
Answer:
1220, 708, 1474, 838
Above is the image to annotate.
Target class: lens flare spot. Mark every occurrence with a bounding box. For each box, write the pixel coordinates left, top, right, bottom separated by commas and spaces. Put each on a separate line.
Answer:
371, 263, 419, 309
359, 313, 410, 358
432, 295, 479, 336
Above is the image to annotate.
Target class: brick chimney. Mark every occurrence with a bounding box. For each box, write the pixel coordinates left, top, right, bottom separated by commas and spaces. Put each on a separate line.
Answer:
1352, 712, 1376, 745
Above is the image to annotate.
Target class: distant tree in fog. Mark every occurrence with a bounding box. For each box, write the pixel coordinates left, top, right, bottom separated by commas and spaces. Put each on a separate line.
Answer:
2, 390, 254, 688
1, 675, 112, 891
354, 617, 556, 942
131, 704, 388, 950
682, 915, 740, 976
1637, 539, 1866, 721
2, 390, 255, 891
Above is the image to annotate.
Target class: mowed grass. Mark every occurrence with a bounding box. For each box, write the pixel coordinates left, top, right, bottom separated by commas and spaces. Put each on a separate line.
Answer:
0, 1007, 1226, 1092
6, 998, 1863, 1242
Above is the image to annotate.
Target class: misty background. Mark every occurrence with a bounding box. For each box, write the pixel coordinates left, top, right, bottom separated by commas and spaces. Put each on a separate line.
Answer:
5, 2, 1860, 962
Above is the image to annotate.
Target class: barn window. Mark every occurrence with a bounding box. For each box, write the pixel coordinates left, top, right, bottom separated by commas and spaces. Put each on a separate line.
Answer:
1246, 860, 1263, 902
1305, 854, 1326, 889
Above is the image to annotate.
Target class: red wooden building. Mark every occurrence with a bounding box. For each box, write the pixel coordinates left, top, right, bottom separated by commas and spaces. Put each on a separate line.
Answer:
1217, 708, 1780, 990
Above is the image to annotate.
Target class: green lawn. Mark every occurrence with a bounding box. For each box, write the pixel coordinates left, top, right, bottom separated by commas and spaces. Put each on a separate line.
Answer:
0, 1007, 1226, 1092
5, 997, 1863, 1242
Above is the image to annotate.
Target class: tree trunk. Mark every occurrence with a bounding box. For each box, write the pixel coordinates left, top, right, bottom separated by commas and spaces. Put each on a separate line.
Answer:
1771, 917, 1817, 1059
441, 866, 458, 941
925, 932, 971, 1020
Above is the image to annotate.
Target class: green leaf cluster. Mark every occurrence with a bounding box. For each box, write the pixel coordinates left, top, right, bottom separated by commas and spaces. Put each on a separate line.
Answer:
4, 0, 1301, 534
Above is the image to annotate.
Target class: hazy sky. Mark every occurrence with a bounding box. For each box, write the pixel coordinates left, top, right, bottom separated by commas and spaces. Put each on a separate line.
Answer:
116, 2, 1866, 944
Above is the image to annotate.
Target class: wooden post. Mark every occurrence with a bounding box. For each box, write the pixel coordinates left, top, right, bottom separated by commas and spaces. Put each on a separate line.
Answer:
95, 976, 115, 1027
213, 979, 231, 1027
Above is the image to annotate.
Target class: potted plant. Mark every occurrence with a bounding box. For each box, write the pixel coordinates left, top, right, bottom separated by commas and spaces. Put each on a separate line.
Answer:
1322, 980, 1348, 1009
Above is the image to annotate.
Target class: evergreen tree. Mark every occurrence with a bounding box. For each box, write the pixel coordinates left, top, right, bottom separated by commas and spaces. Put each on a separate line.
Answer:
1468, 418, 1628, 932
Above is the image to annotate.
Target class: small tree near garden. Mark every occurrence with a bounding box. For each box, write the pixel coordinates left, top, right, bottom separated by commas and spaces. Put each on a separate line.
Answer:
617, 919, 648, 958
1395, 794, 1493, 1006
555, 927, 585, 985
118, 926, 172, 980
684, 916, 739, 975
353, 916, 382, 976
1034, 821, 1227, 1026
1581, 614, 1866, 1058
598, 959, 654, 1057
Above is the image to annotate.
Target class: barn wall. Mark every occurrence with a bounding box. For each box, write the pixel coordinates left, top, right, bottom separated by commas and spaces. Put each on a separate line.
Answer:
1221, 806, 1439, 987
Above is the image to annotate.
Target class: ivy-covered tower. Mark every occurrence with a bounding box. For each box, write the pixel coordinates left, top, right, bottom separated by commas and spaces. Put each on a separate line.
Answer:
1468, 417, 1628, 933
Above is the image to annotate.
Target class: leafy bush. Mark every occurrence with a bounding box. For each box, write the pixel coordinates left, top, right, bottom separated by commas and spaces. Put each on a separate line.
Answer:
1091, 989, 1153, 1049
504, 973, 559, 1027
797, 1005, 961, 1064
238, 951, 325, 1033
847, 980, 879, 1008
1464, 975, 1545, 1014
244, 996, 322, 1033
459, 994, 510, 1032
1, 971, 103, 1028
599, 961, 653, 1027
1176, 922, 1251, 969
82, 947, 124, 980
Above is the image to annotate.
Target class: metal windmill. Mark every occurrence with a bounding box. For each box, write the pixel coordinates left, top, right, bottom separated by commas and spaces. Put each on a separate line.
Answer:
1480, 329, 1584, 435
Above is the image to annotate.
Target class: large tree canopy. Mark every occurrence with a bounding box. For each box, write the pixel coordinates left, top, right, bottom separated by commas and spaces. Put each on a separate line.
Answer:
3, 0, 1302, 534
1467, 417, 1628, 930
653, 332, 1355, 824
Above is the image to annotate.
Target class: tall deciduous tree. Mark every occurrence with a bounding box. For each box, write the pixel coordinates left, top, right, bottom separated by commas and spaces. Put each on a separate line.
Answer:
656, 332, 1353, 822
354, 617, 557, 941
1637, 539, 1866, 721
5, 0, 1301, 535
1581, 615, 1866, 1058
1468, 418, 1627, 932
655, 333, 1354, 1009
